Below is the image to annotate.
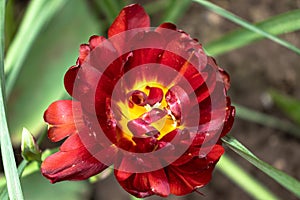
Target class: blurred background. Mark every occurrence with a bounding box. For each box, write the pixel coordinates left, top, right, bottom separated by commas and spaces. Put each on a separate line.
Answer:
1, 0, 300, 199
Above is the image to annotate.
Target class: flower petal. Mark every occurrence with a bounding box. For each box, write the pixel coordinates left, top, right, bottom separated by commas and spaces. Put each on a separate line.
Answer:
167, 145, 224, 195
108, 4, 150, 38
44, 100, 82, 142
41, 145, 107, 183
108, 4, 150, 54
115, 172, 153, 198
146, 87, 163, 106
148, 169, 170, 197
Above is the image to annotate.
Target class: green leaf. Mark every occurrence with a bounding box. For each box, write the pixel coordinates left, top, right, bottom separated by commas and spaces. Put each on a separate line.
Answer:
161, 0, 192, 23
130, 195, 143, 200
205, 9, 300, 56
143, 0, 171, 15
5, 0, 68, 95
22, 172, 90, 200
222, 135, 300, 198
270, 90, 300, 126
234, 104, 300, 139
0, 149, 57, 199
0, 0, 24, 199
217, 154, 280, 200
193, 0, 300, 55
7, 0, 100, 143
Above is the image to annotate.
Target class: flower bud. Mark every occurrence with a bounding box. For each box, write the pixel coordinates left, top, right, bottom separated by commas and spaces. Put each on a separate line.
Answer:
21, 128, 41, 162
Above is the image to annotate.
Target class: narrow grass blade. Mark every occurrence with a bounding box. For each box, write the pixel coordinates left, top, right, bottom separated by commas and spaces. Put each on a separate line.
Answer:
270, 90, 300, 126
205, 9, 300, 56
7, 0, 99, 143
222, 135, 300, 198
161, 0, 192, 23
144, 0, 171, 15
5, 0, 69, 96
193, 0, 300, 55
217, 154, 280, 200
0, 0, 24, 199
0, 148, 56, 199
235, 104, 300, 139
4, 0, 45, 75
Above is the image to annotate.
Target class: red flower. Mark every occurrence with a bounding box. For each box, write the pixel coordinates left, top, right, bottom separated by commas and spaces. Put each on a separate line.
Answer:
41, 4, 235, 198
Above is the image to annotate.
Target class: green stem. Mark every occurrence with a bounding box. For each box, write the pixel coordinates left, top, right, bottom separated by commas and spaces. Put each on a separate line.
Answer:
217, 155, 280, 200
0, 0, 24, 199
130, 195, 143, 200
193, 0, 300, 55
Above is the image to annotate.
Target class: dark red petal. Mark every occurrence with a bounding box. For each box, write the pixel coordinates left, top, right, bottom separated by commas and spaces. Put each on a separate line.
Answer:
157, 22, 177, 31
167, 167, 194, 195
218, 67, 231, 91
108, 4, 150, 38
166, 145, 224, 195
133, 173, 150, 191
146, 87, 163, 106
44, 100, 82, 142
140, 108, 167, 124
167, 166, 213, 196
115, 170, 133, 181
148, 169, 170, 197
78, 44, 90, 65
88, 35, 105, 50
165, 85, 191, 122
124, 31, 166, 70
127, 118, 159, 137
132, 136, 157, 153
41, 145, 107, 183
64, 65, 79, 97
129, 90, 147, 106
159, 30, 207, 73
220, 104, 235, 137
115, 171, 153, 198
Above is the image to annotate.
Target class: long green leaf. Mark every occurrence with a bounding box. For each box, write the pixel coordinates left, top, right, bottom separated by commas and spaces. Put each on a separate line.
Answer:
161, 0, 192, 23
205, 9, 300, 56
5, 0, 69, 96
0, 148, 56, 198
270, 90, 300, 126
4, 0, 44, 75
0, 0, 24, 199
222, 135, 300, 198
235, 104, 300, 139
217, 155, 280, 200
7, 0, 100, 143
194, 0, 300, 55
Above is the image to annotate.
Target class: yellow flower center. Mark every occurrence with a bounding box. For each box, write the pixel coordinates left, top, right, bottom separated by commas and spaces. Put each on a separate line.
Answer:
114, 81, 179, 143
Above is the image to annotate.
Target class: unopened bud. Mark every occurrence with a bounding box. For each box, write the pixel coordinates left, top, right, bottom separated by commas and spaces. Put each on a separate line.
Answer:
21, 128, 41, 162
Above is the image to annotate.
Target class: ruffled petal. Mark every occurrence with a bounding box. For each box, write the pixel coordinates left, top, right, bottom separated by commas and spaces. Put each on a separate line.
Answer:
167, 145, 224, 195
115, 169, 170, 198
115, 172, 153, 198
